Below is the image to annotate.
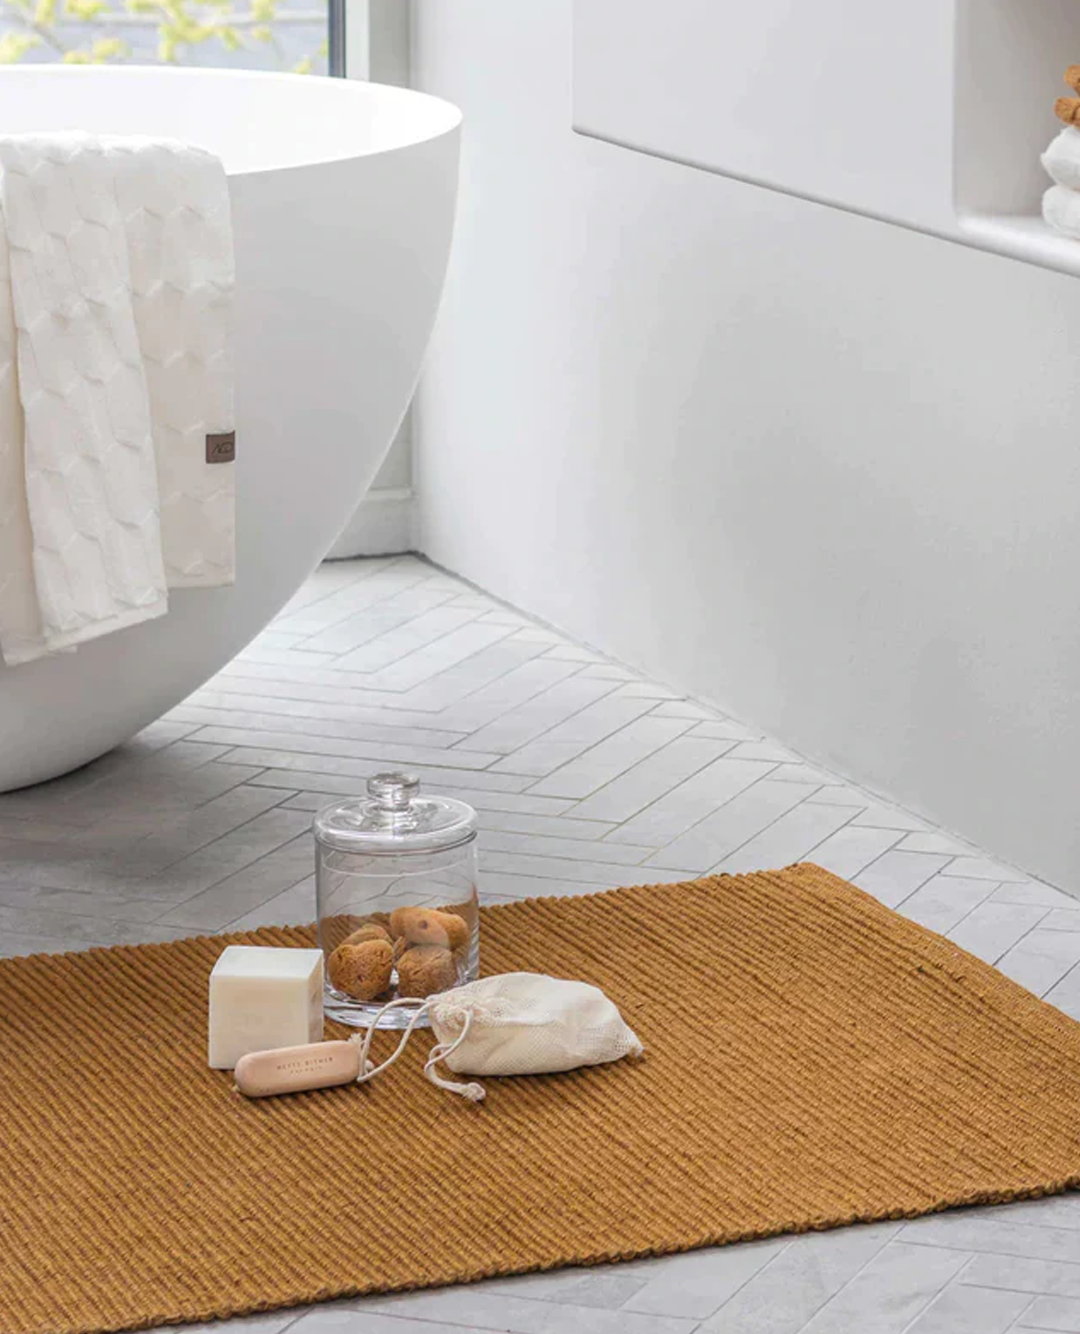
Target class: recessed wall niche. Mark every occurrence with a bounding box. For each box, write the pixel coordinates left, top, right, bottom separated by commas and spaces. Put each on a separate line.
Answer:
572, 0, 1080, 278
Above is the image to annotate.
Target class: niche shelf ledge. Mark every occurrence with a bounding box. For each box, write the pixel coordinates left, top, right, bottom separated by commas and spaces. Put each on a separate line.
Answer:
956, 214, 1080, 280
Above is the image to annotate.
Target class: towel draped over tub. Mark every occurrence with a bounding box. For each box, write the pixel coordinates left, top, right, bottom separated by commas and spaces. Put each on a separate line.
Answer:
0, 133, 235, 668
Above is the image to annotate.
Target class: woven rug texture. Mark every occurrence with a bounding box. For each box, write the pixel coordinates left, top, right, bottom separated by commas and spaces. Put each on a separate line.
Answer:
3, 864, 1080, 1334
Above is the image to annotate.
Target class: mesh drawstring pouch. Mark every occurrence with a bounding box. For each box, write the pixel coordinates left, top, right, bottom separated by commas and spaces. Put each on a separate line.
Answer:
350, 972, 644, 1101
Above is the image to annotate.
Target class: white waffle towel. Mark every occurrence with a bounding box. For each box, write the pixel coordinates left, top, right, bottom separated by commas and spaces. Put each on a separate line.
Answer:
1043, 183, 1080, 242
0, 134, 234, 667
1042, 127, 1080, 194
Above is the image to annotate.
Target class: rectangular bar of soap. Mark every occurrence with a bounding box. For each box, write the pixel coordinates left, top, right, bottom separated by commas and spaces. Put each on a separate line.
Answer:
208, 945, 324, 1070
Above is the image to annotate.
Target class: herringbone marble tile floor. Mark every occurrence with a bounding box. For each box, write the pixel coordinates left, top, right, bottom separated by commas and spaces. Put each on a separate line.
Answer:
4, 553, 1080, 1333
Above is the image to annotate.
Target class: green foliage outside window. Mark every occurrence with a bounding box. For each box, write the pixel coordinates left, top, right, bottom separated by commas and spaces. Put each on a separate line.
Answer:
0, 0, 327, 73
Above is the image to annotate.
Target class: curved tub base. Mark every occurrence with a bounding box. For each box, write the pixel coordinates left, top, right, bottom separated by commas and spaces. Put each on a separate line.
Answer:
0, 69, 460, 793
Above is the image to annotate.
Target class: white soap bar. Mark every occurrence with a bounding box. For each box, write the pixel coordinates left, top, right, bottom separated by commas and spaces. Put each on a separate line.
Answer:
208, 945, 324, 1070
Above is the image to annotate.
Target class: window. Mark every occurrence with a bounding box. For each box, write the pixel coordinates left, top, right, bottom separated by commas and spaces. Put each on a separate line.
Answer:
0, 0, 336, 76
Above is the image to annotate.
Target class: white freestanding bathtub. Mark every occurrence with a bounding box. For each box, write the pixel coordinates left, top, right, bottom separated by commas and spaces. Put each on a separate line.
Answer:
0, 67, 460, 792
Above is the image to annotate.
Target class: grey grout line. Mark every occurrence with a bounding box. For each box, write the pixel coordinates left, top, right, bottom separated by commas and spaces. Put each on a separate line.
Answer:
931, 879, 1006, 935
904, 1237, 1080, 1261
323, 599, 495, 672
1009, 1296, 1039, 1330
410, 650, 600, 720
593, 760, 784, 853
894, 1288, 954, 1334
957, 1206, 1080, 1237
148, 832, 314, 921
221, 893, 313, 936
651, 765, 791, 866
1037, 945, 1080, 1002
659, 1237, 797, 1323
915, 852, 959, 877
213, 663, 458, 703
990, 908, 1054, 967
470, 674, 628, 744
288, 559, 429, 624
171, 703, 474, 745
444, 674, 629, 754
823, 1245, 963, 1334
954, 1264, 1077, 1289
447, 680, 610, 742
516, 715, 699, 798
863, 848, 959, 911
181, 696, 476, 737
292, 580, 462, 649
724, 783, 861, 869
786, 1227, 901, 1334
850, 817, 925, 830
145, 786, 301, 875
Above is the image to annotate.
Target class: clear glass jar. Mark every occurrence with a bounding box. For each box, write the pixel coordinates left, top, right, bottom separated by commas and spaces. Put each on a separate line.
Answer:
313, 772, 479, 1029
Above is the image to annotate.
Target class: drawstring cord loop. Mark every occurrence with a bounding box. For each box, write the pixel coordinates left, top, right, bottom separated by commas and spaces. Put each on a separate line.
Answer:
423, 1010, 484, 1101
351, 999, 432, 1082
348, 997, 485, 1102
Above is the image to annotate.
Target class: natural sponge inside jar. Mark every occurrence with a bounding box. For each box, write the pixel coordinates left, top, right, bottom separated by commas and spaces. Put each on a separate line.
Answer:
390, 905, 469, 951
396, 944, 459, 998
325, 904, 472, 1002
327, 939, 393, 1002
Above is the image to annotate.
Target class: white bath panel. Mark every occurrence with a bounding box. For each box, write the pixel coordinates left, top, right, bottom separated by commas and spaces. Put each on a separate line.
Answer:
572, 0, 1080, 278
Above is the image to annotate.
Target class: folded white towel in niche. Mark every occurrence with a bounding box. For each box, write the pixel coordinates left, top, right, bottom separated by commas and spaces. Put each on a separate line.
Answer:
1042, 127, 1080, 193
0, 134, 234, 668
1043, 184, 1080, 241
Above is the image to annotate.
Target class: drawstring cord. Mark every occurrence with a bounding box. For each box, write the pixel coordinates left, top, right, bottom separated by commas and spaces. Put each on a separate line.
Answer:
348, 998, 485, 1102
351, 998, 432, 1082
423, 1010, 483, 1100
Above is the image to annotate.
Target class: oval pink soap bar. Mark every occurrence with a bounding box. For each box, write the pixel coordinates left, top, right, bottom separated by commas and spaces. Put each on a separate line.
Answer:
234, 1040, 359, 1098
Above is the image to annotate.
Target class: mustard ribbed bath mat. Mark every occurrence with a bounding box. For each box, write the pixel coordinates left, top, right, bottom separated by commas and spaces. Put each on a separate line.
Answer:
3, 864, 1080, 1334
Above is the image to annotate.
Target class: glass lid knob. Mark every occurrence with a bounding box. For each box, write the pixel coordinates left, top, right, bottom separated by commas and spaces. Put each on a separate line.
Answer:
367, 772, 420, 811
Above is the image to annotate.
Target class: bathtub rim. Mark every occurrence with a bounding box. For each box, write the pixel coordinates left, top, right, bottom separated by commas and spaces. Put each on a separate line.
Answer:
0, 65, 463, 177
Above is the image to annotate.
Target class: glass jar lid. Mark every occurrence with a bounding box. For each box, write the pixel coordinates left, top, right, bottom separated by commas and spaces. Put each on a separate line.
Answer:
312, 772, 478, 855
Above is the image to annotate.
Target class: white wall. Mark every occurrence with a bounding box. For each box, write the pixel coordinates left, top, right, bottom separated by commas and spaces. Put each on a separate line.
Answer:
411, 0, 1080, 891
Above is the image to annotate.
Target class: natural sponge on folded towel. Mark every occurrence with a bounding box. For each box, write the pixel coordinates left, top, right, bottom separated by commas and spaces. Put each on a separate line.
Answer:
1055, 72, 1080, 124
1055, 96, 1080, 128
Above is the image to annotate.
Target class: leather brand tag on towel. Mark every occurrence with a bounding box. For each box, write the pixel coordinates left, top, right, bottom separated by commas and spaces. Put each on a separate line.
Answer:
206, 432, 236, 464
